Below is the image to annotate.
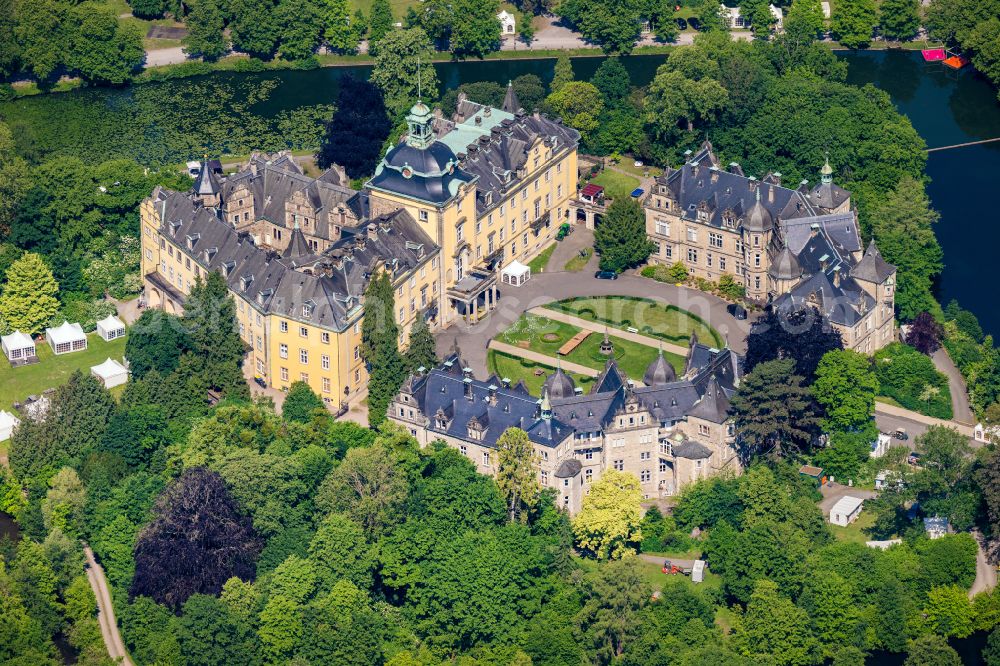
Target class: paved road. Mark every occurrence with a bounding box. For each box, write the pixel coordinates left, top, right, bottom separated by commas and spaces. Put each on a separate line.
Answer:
84, 545, 134, 666
145, 46, 188, 67
436, 269, 751, 377
818, 482, 877, 513
970, 532, 998, 598
932, 348, 976, 426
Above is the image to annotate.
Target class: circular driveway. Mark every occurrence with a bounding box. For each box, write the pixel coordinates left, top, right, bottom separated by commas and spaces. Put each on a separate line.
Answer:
435, 269, 752, 377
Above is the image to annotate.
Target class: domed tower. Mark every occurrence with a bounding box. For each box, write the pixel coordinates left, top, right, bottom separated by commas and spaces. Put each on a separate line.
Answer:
767, 245, 804, 297
743, 187, 773, 302
643, 347, 676, 386
405, 99, 435, 149
543, 362, 577, 399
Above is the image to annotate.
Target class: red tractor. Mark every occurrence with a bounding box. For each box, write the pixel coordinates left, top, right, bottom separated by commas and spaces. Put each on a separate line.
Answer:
662, 560, 691, 575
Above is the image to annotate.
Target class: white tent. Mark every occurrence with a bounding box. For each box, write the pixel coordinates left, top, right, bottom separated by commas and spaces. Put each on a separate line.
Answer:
501, 260, 531, 286
0, 410, 20, 441
829, 496, 864, 527
91, 358, 129, 388
46, 321, 87, 355
96, 314, 126, 342
1, 330, 36, 363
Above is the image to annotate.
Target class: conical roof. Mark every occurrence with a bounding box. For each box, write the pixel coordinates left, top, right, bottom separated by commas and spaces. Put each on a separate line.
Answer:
744, 187, 773, 232
768, 246, 803, 280
643, 348, 676, 386
851, 240, 895, 283
502, 80, 523, 114
687, 375, 730, 424
283, 226, 312, 259
194, 157, 220, 197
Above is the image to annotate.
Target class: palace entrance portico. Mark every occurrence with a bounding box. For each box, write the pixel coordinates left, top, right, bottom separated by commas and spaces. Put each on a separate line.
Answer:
447, 268, 499, 325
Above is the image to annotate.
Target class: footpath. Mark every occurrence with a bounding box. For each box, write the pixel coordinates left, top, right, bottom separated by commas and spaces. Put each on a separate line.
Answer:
528, 307, 690, 357
83, 545, 134, 666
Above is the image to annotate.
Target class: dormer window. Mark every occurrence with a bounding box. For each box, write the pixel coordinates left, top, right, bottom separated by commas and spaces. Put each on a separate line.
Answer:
240, 274, 253, 291
257, 288, 273, 305
168, 220, 181, 237
185, 233, 200, 250
302, 300, 314, 318
204, 247, 218, 262
222, 260, 236, 277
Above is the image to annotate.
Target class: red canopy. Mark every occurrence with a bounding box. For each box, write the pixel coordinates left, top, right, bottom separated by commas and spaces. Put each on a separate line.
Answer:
580, 184, 604, 198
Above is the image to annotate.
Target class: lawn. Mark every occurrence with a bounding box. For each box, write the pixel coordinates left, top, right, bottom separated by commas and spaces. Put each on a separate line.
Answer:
348, 0, 421, 20
563, 331, 684, 382
487, 350, 594, 395
564, 247, 592, 272
545, 296, 723, 347
498, 314, 582, 357
588, 169, 640, 201
0, 333, 128, 411
527, 242, 557, 274
829, 511, 876, 545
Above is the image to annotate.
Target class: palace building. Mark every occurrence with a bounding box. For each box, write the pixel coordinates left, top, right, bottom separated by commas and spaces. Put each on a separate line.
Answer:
643, 142, 896, 354
139, 85, 580, 404
390, 336, 742, 513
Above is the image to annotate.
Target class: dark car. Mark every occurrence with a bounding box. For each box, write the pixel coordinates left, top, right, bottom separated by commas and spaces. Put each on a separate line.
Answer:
895, 428, 909, 441
727, 303, 748, 320
675, 17, 688, 30
687, 16, 701, 30
908, 451, 921, 465
595, 270, 618, 280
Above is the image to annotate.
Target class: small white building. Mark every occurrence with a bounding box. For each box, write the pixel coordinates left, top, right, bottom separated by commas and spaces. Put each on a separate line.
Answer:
691, 559, 706, 583
46, 321, 88, 355
870, 432, 891, 458
2, 330, 37, 365
821, 1, 831, 19
720, 4, 783, 30
501, 260, 531, 285
829, 495, 864, 526
91, 358, 129, 389
0, 410, 20, 441
497, 10, 516, 35
96, 314, 126, 342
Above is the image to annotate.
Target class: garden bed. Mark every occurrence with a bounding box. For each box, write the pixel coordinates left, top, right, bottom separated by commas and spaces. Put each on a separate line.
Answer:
544, 296, 723, 347
487, 350, 594, 395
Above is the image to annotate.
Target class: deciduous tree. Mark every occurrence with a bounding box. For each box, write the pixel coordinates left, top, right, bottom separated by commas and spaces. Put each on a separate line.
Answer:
282, 381, 325, 424
183, 0, 228, 60
904, 634, 961, 666
575, 557, 650, 661
745, 306, 843, 381
229, 0, 280, 58
369, 28, 440, 115
545, 81, 604, 140
126, 309, 189, 378
832, 0, 877, 48
880, 0, 921, 40
368, 0, 394, 47
572, 469, 642, 559
182, 271, 247, 396
784, 0, 826, 43
495, 427, 540, 523
0, 252, 59, 335
449, 0, 501, 57
315, 441, 408, 536
733, 579, 819, 665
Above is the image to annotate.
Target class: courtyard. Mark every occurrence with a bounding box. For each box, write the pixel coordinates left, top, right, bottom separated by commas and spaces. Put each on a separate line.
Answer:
544, 296, 723, 347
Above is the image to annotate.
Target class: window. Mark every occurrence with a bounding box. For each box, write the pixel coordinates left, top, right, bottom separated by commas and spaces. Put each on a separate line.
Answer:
656, 220, 670, 236
709, 232, 723, 248
585, 469, 593, 482
256, 336, 262, 351
687, 227, 698, 242
280, 367, 289, 381
456, 222, 464, 241
280, 321, 288, 333
322, 377, 331, 393
299, 326, 308, 338
699, 424, 710, 436
541, 470, 549, 486
640, 470, 651, 482
482, 452, 491, 466
585, 451, 593, 460
687, 248, 698, 263
279, 344, 288, 359
300, 372, 308, 382
321, 354, 330, 370
299, 349, 308, 364
640, 451, 651, 461
419, 210, 428, 222
720, 257, 727, 271
460, 445, 467, 455
707, 253, 713, 268
613, 459, 624, 471
754, 253, 761, 268
660, 461, 668, 472
321, 332, 330, 344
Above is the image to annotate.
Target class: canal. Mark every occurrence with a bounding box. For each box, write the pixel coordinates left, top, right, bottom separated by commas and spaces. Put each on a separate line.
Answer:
1, 50, 998, 337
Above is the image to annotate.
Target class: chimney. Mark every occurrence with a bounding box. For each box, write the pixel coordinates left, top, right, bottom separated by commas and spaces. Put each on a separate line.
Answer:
501, 377, 511, 389
767, 185, 774, 204
748, 176, 757, 191
488, 384, 498, 406
463, 376, 474, 401
833, 266, 841, 288
772, 171, 782, 187
331, 254, 344, 270
367, 223, 378, 240
475, 116, 482, 126
484, 107, 491, 118
810, 223, 820, 237
709, 166, 719, 184
820, 253, 829, 271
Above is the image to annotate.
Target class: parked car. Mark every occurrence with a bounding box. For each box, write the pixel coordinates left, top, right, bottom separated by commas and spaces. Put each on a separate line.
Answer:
894, 428, 909, 441
675, 17, 688, 30
595, 270, 618, 280
727, 303, 748, 320
908, 451, 921, 465
687, 17, 701, 30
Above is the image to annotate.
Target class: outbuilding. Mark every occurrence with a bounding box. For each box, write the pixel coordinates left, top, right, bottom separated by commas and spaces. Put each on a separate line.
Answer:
829, 495, 864, 527
46, 321, 87, 355
96, 314, 126, 342
2, 330, 37, 366
90, 358, 129, 389
501, 259, 532, 285
497, 10, 516, 35
0, 410, 20, 441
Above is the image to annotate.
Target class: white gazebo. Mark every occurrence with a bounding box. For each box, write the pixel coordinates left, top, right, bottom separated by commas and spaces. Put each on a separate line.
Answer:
91, 358, 129, 389
96, 314, 126, 342
497, 10, 516, 35
46, 321, 87, 355
0, 410, 20, 441
501, 260, 531, 286
829, 496, 864, 527
2, 330, 37, 365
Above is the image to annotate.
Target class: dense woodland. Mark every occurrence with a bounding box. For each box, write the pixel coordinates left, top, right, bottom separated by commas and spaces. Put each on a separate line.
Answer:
4, 8, 1000, 665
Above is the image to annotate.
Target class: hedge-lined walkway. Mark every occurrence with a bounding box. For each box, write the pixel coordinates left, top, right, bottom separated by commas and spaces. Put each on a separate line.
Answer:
530, 307, 689, 357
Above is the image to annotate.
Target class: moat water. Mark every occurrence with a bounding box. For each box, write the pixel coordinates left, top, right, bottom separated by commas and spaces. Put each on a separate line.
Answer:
2, 51, 998, 338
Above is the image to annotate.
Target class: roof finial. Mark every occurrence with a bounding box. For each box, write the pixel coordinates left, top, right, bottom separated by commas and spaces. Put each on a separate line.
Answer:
755, 186, 761, 203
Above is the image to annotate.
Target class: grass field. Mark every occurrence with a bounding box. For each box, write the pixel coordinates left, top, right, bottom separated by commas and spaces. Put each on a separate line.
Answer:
564, 247, 592, 272
0, 333, 128, 411
562, 331, 684, 381
589, 170, 641, 201
498, 314, 582, 357
544, 296, 722, 347
829, 511, 876, 545
487, 350, 595, 395
528, 243, 557, 274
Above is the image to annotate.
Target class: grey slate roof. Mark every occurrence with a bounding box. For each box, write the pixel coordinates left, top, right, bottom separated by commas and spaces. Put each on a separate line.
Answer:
852, 240, 896, 283
673, 440, 713, 459
644, 349, 677, 386
194, 159, 220, 196
502, 81, 523, 114
368, 141, 475, 205
543, 365, 577, 399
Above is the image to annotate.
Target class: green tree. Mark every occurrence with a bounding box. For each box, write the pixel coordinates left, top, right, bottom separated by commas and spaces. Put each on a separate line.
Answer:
258, 594, 302, 662
126, 309, 189, 378
404, 315, 438, 372
276, 0, 323, 60
572, 469, 642, 559
831, 0, 877, 48
784, 0, 826, 43
67, 5, 144, 84
323, 0, 360, 52
519, 10, 535, 45
966, 18, 1000, 91
904, 634, 961, 666
924, 585, 976, 638
730, 359, 821, 463
665, 261, 689, 283
183, 0, 228, 60
369, 28, 440, 115
283, 381, 325, 423
879, 0, 920, 40
495, 427, 540, 523
449, 0, 500, 57
695, 0, 727, 32
178, 593, 259, 666
545, 81, 604, 140
812, 349, 878, 432
743, 0, 778, 38
644, 67, 728, 146
867, 176, 943, 321
182, 271, 247, 396
360, 271, 405, 428
308, 513, 374, 591
0, 123, 30, 234
590, 56, 632, 107
229, 0, 280, 58
733, 579, 819, 665
13, 0, 67, 81
985, 627, 1000, 666
551, 53, 574, 92
41, 467, 86, 537
799, 572, 865, 659
130, 0, 166, 19
368, 0, 394, 46
575, 557, 650, 661
315, 440, 409, 536
593, 198, 655, 273
0, 252, 59, 335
